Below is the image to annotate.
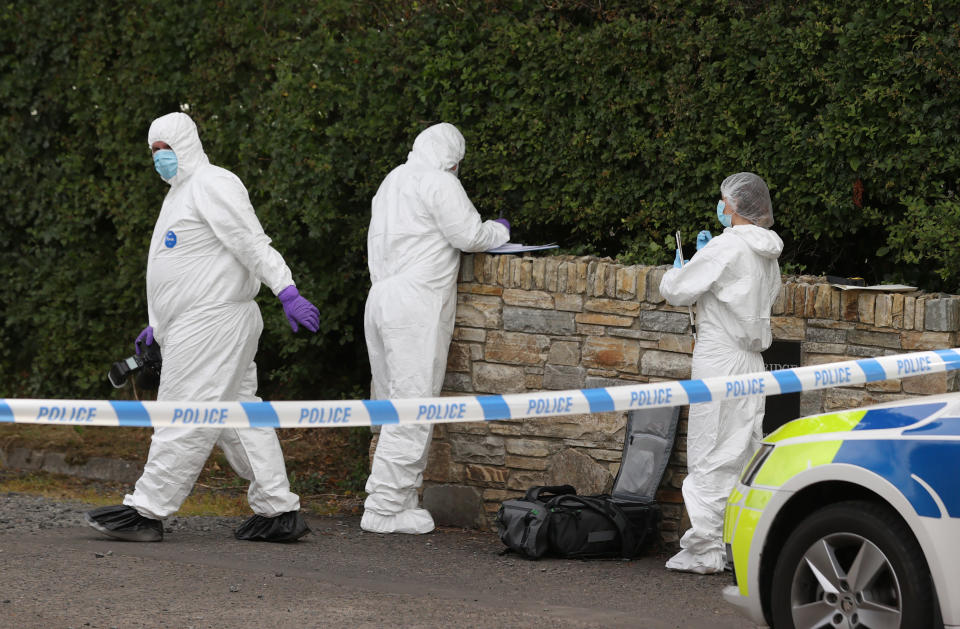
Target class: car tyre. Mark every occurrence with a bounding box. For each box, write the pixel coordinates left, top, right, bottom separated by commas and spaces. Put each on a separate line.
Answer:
770, 500, 936, 629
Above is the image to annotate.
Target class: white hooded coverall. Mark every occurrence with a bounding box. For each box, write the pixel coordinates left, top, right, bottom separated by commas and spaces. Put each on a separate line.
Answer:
660, 224, 783, 573
362, 123, 509, 534
124, 112, 299, 520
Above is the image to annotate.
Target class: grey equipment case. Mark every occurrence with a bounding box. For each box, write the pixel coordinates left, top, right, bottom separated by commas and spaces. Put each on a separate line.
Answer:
496, 405, 680, 559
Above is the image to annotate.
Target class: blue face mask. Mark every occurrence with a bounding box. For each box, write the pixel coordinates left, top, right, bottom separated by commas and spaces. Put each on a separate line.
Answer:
153, 149, 178, 180
717, 200, 731, 228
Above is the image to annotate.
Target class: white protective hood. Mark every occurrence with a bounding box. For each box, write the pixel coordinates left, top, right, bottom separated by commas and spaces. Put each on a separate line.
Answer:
147, 112, 209, 186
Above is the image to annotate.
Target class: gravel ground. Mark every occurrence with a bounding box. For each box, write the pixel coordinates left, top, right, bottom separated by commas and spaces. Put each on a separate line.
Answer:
0, 491, 239, 534
0, 491, 758, 629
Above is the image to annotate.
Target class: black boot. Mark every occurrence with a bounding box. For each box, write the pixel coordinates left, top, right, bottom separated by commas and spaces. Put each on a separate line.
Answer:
234, 510, 310, 543
85, 505, 163, 542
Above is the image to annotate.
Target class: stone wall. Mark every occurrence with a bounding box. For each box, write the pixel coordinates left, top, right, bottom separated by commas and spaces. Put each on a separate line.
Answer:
411, 253, 960, 543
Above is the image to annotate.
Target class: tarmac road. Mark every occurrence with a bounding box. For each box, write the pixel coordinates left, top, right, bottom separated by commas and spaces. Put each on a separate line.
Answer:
0, 493, 755, 629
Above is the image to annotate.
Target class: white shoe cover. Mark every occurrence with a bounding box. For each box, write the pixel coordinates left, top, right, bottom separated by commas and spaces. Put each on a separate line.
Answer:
665, 548, 726, 574
361, 508, 435, 534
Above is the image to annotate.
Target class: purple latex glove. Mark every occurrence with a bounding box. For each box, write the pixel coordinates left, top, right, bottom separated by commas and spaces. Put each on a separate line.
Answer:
135, 326, 154, 355
493, 218, 511, 232
278, 285, 319, 333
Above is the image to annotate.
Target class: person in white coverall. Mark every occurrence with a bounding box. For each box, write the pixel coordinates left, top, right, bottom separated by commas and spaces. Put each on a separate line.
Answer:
659, 172, 783, 574
85, 112, 320, 543
362, 123, 510, 534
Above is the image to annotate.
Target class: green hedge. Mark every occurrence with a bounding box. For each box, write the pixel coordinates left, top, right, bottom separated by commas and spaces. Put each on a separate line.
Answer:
2, 0, 958, 399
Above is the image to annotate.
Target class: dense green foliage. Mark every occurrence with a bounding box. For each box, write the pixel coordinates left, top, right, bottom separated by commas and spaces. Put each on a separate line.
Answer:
1, 0, 958, 399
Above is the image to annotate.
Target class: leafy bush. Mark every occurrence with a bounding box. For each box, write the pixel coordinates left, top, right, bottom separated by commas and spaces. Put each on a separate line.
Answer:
1, 0, 958, 399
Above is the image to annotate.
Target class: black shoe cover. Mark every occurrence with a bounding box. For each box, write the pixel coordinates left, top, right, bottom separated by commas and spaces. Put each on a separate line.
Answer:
234, 510, 310, 543
85, 505, 163, 542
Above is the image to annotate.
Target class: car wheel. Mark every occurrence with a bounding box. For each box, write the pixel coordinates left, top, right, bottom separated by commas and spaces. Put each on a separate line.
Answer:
770, 500, 935, 629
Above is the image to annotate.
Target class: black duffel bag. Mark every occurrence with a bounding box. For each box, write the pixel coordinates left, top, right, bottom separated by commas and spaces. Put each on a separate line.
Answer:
496, 485, 658, 559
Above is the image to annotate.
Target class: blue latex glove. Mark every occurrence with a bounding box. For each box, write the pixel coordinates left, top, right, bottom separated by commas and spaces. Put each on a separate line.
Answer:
673, 249, 688, 269
696, 230, 713, 251
135, 326, 154, 355
493, 218, 510, 232
278, 285, 319, 333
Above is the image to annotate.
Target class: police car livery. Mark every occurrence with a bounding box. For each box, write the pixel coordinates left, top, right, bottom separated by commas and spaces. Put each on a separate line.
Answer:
722, 392, 960, 628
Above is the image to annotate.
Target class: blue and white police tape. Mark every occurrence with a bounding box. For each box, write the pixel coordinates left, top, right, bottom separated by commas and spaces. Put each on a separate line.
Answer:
2, 349, 959, 429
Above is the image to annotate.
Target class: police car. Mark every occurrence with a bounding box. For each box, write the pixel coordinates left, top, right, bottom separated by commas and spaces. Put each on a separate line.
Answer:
722, 393, 960, 628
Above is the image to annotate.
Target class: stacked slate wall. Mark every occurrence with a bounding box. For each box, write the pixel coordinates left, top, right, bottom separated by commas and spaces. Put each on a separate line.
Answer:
393, 253, 960, 542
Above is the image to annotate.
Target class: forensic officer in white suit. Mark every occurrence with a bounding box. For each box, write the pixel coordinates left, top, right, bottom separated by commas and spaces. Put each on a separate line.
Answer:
362, 122, 509, 534
86, 112, 319, 543
660, 172, 783, 573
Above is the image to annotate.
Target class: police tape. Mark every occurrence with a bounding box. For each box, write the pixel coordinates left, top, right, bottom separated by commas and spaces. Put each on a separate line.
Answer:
2, 349, 959, 429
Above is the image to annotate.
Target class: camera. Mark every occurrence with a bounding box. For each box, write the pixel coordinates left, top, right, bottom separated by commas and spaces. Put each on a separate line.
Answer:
108, 340, 162, 390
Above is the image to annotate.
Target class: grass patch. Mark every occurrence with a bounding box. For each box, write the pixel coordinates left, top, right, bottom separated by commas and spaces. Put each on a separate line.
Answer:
0, 424, 153, 464
0, 424, 371, 517
0, 468, 364, 517
0, 470, 127, 506
0, 470, 253, 516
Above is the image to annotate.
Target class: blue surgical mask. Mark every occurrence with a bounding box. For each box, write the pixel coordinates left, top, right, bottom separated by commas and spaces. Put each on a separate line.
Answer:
153, 149, 178, 180
717, 200, 731, 228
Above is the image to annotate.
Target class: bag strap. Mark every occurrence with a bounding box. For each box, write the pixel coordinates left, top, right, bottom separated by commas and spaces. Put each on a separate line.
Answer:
525, 484, 576, 502
547, 495, 638, 558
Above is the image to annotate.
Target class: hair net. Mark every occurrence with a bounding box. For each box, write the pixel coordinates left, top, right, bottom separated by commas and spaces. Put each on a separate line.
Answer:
720, 172, 774, 228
